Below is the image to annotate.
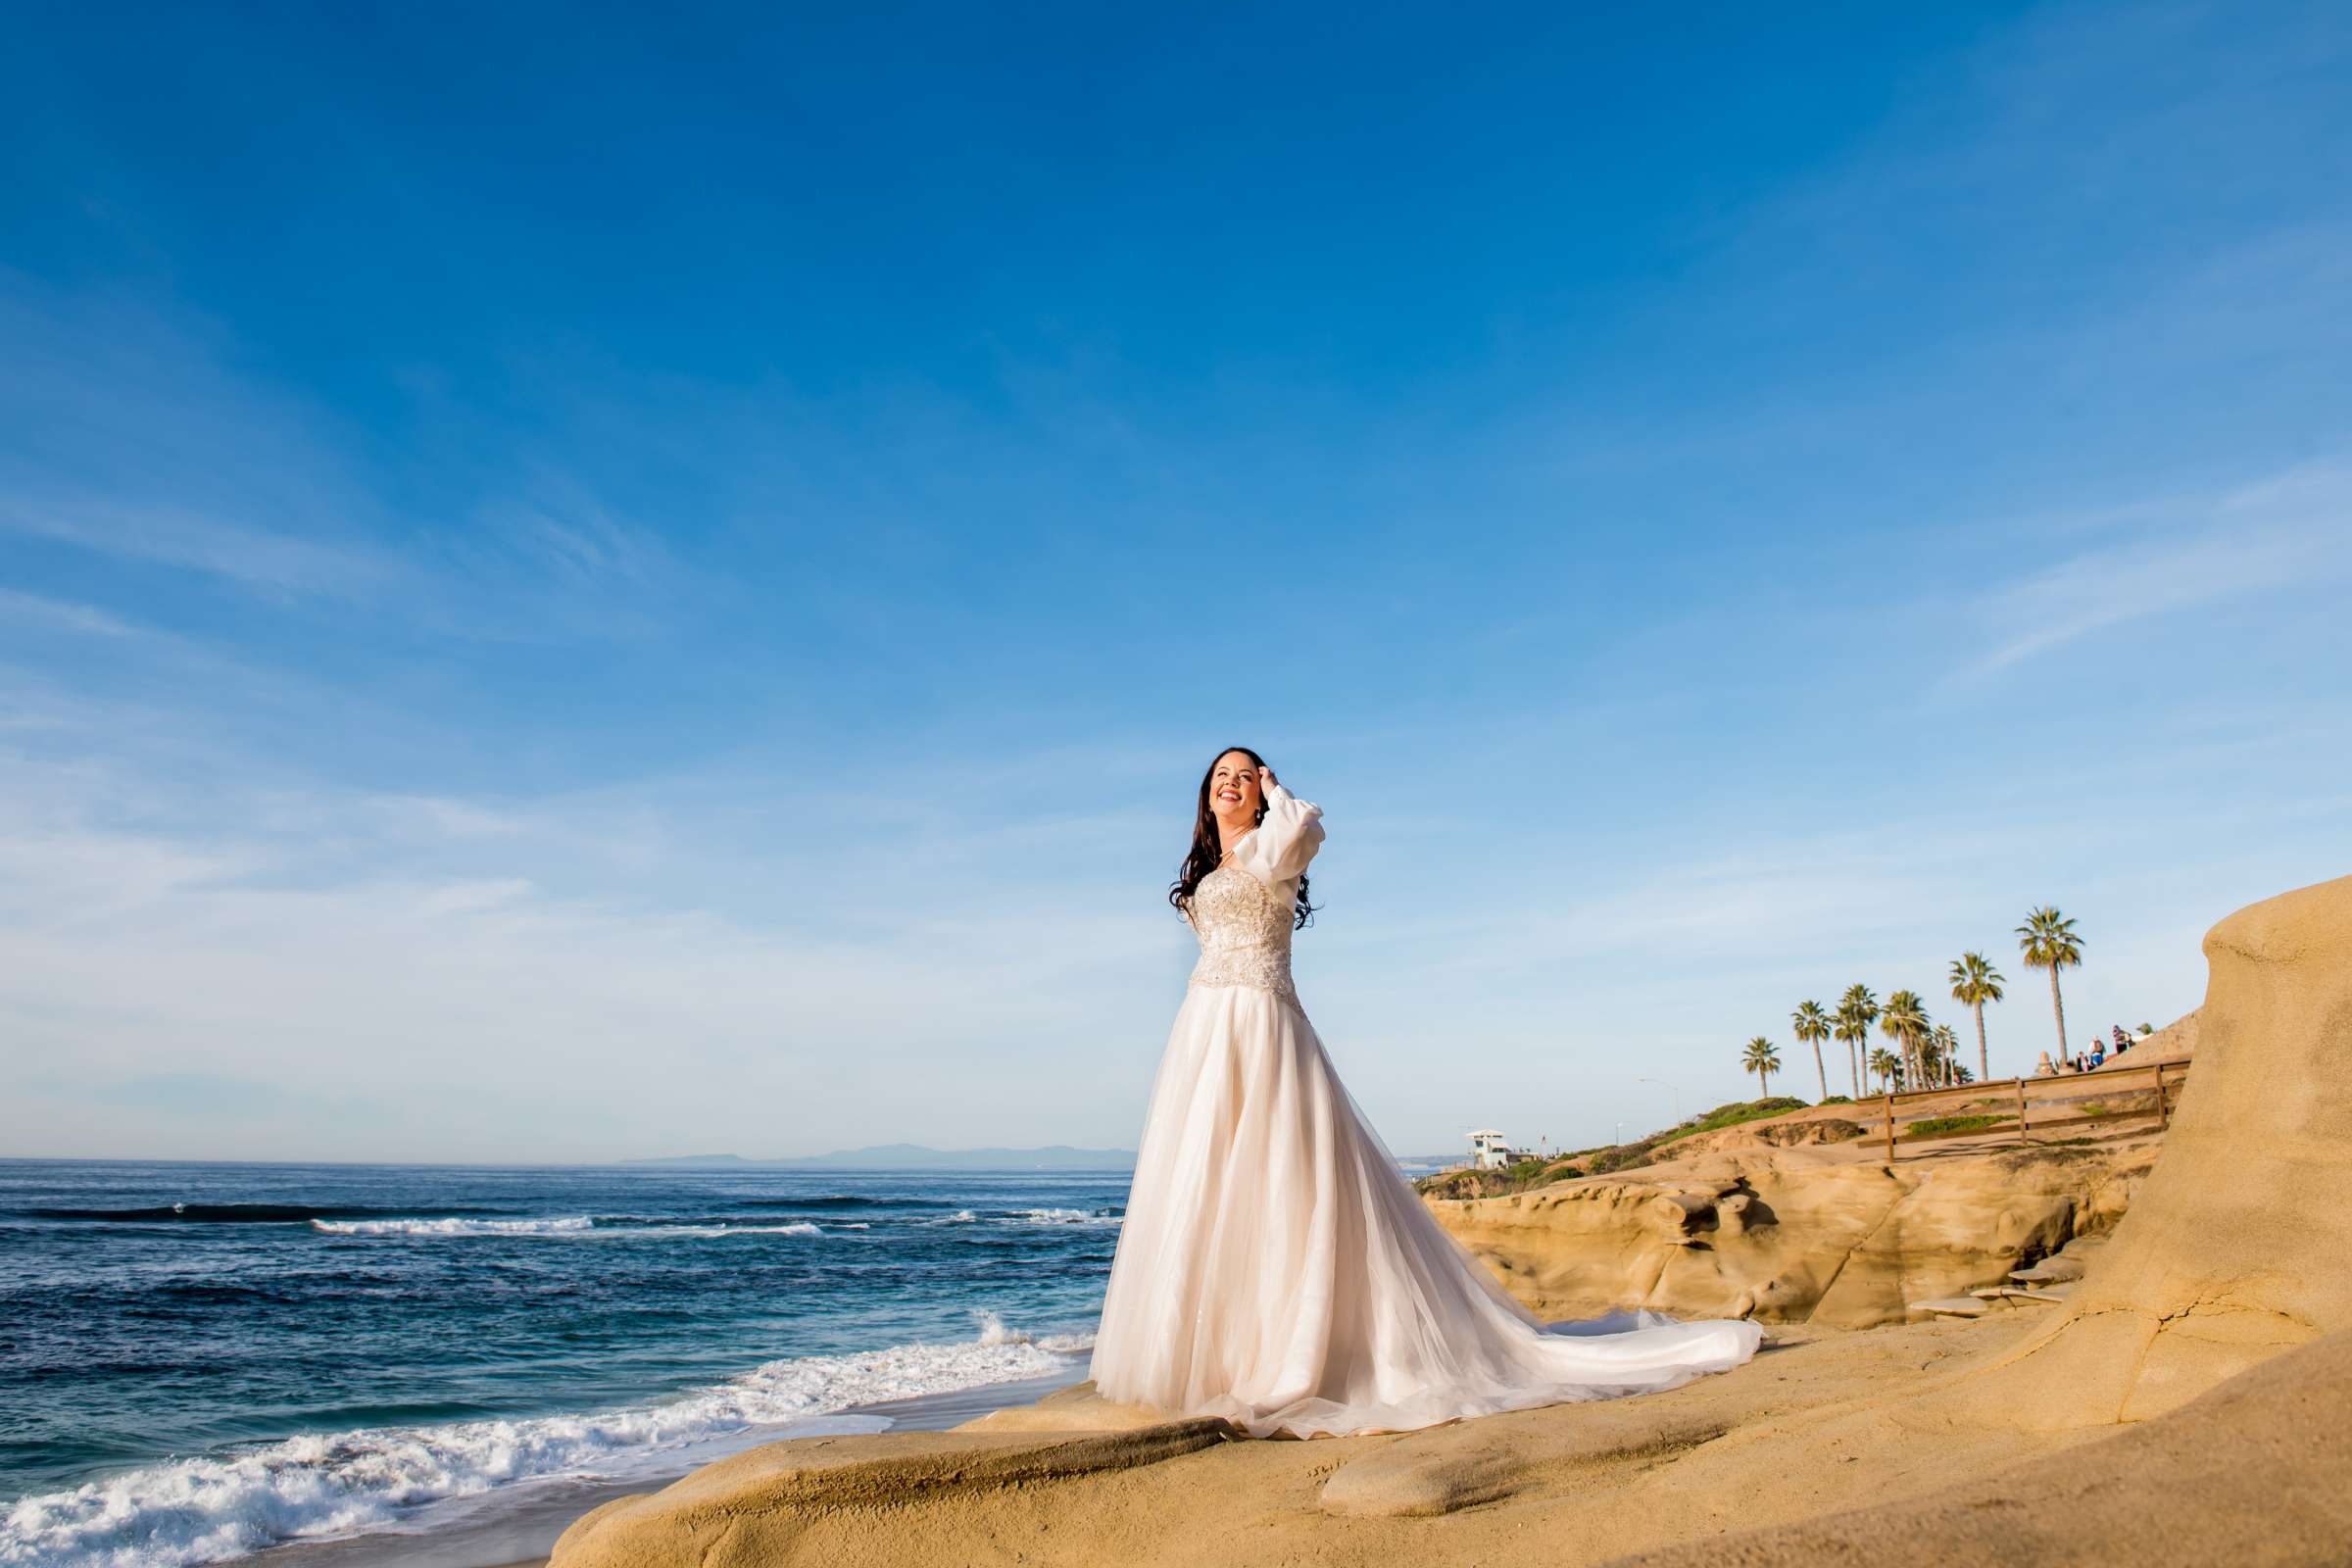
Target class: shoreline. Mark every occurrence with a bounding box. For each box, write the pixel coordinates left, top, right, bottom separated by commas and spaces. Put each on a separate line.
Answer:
242, 1364, 1092, 1568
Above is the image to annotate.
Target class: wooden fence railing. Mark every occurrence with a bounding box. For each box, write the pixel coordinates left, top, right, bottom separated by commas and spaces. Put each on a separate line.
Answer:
1858, 1057, 2188, 1161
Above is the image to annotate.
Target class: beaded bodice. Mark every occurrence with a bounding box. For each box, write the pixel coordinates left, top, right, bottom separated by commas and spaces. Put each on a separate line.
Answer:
1185, 862, 1301, 1013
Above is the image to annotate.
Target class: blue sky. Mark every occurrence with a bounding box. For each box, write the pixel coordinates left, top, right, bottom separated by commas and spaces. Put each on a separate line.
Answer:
3, 1, 2348, 1163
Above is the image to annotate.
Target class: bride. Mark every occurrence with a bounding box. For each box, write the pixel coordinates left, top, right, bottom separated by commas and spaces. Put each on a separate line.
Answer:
1089, 747, 1763, 1439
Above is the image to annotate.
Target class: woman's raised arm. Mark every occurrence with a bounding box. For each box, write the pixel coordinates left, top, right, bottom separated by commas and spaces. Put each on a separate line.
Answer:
1235, 771, 1324, 886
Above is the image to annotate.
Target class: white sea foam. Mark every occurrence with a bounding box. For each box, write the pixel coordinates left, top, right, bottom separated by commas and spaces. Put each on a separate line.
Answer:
311, 1215, 596, 1237
307, 1217, 823, 1239
643, 1223, 823, 1239
1012, 1207, 1123, 1226
0, 1313, 1094, 1568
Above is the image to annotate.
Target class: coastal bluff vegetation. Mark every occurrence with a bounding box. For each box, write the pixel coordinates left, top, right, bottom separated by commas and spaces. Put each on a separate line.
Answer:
549, 872, 2352, 1567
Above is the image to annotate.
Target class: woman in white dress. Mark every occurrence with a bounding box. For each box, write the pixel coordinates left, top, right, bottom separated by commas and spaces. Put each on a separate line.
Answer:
1089, 747, 1763, 1439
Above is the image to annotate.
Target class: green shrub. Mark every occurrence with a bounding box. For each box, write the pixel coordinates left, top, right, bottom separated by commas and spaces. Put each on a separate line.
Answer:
1903, 1112, 2007, 1139
1587, 1144, 1657, 1175
1651, 1097, 1809, 1150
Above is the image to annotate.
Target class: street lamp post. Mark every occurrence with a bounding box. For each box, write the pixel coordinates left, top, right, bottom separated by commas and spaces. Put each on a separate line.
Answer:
1640, 1077, 1683, 1127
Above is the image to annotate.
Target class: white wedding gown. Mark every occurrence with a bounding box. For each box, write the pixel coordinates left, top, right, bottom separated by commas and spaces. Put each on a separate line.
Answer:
1089, 784, 1763, 1438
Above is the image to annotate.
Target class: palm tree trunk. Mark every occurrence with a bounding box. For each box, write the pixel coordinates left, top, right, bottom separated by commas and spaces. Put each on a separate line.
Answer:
1974, 1003, 1989, 1083
2048, 970, 2069, 1065
1811, 1043, 1826, 1102
1848, 1041, 1859, 1099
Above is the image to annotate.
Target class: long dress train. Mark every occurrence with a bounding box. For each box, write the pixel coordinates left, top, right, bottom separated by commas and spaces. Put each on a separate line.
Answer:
1088, 783, 1763, 1438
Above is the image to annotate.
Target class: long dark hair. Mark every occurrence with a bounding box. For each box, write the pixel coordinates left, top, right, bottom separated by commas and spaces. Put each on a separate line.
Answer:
1168, 745, 1315, 930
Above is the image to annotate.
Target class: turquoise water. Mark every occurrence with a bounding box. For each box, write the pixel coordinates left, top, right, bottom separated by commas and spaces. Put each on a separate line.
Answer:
0, 1159, 1127, 1566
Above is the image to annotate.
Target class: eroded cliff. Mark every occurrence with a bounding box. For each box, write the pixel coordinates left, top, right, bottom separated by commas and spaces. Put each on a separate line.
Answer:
1425, 1139, 2155, 1328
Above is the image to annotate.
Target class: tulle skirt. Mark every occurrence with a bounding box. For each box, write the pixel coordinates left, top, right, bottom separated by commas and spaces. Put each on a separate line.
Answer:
1089, 983, 1763, 1438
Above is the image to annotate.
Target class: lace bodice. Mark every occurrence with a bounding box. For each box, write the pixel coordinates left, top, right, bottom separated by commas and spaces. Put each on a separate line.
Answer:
1178, 782, 1324, 1014
1186, 861, 1303, 1012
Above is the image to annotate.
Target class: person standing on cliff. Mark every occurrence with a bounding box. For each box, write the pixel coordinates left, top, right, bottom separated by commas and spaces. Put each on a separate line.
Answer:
1088, 747, 1763, 1439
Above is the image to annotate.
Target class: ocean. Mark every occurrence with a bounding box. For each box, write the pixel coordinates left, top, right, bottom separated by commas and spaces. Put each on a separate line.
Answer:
0, 1159, 1130, 1568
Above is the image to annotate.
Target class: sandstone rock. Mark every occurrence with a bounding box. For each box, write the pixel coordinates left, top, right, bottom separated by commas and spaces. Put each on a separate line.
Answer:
951, 1379, 1172, 1434
1660, 1117, 1865, 1158
549, 1419, 1235, 1568
1939, 872, 2352, 1428
1318, 1444, 1520, 1517
1600, 1329, 2352, 1568
1426, 1141, 2152, 1330
2095, 1008, 2199, 1072
1318, 1400, 1731, 1520
1974, 1284, 2071, 1304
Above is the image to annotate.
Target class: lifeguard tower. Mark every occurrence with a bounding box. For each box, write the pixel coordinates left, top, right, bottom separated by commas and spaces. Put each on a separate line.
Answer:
1468, 1129, 1515, 1170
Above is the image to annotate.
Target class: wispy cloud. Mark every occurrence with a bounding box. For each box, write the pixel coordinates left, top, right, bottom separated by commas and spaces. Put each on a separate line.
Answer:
1959, 465, 2352, 679
0, 500, 395, 599
0, 275, 691, 634
0, 587, 146, 639
0, 276, 397, 601
0, 738, 1186, 1161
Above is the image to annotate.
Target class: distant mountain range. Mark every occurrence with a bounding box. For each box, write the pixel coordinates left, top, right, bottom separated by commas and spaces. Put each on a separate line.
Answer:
624, 1144, 1139, 1171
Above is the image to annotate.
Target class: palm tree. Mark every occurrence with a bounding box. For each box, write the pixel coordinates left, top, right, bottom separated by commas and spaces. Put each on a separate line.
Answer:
1881, 989, 1929, 1089
1930, 1022, 1962, 1087
2016, 906, 2084, 1071
1834, 984, 1879, 1099
1868, 1047, 1901, 1094
1791, 1001, 1833, 1101
1741, 1037, 1782, 1099
1948, 952, 2006, 1084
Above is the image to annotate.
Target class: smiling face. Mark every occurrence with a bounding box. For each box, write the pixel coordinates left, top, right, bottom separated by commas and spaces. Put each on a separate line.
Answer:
1207, 750, 1265, 827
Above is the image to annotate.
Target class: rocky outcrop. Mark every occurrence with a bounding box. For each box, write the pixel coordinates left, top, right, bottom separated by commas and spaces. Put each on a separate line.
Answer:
549, 1418, 1236, 1568
1425, 1140, 2153, 1329
1602, 1328, 2352, 1567
2094, 1007, 2199, 1071
1941, 871, 2352, 1427
1652, 1115, 1865, 1156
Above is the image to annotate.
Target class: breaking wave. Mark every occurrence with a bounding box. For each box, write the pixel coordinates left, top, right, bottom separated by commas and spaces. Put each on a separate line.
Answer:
23, 1204, 513, 1225
308, 1216, 827, 1239
0, 1313, 1094, 1568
